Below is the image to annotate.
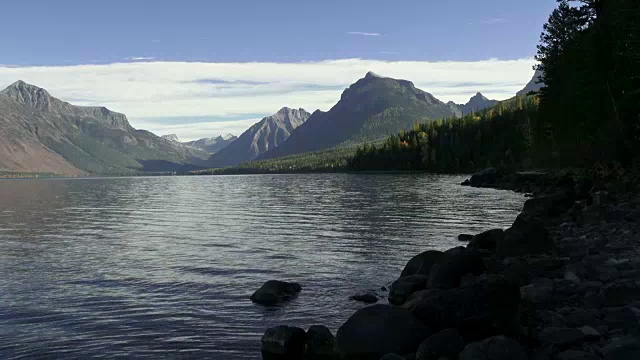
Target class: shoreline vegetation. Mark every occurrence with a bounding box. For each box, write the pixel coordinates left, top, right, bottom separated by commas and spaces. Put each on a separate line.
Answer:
257, 168, 640, 360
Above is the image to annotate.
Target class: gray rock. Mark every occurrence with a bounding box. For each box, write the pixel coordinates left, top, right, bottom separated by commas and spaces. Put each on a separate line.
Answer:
537, 327, 585, 347
402, 289, 443, 311
535, 310, 567, 328
412, 276, 521, 338
400, 250, 444, 278
564, 271, 582, 285
380, 354, 406, 360
427, 247, 485, 290
603, 336, 640, 360
261, 325, 306, 360
305, 325, 334, 359
459, 234, 474, 242
521, 278, 555, 305
564, 308, 601, 328
603, 281, 640, 307
349, 290, 379, 304
251, 280, 302, 306
557, 350, 601, 360
602, 306, 640, 329
335, 304, 431, 359
468, 229, 504, 251
579, 326, 601, 341
416, 328, 465, 360
389, 275, 429, 305
459, 336, 527, 360
522, 192, 574, 217
498, 213, 554, 257
467, 168, 498, 187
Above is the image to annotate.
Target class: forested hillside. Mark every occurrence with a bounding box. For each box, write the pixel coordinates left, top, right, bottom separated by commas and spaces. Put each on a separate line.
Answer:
350, 0, 640, 173
349, 96, 540, 172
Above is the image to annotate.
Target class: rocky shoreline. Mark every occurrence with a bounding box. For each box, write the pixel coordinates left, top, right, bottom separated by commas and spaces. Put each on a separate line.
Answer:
258, 169, 640, 360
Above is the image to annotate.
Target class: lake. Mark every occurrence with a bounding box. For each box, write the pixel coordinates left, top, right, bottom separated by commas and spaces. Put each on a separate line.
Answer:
0, 174, 525, 359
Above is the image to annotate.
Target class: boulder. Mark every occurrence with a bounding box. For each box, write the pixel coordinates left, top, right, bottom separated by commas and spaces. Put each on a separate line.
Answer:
603, 336, 640, 360
261, 325, 306, 360
305, 325, 334, 360
557, 350, 601, 360
251, 280, 302, 306
497, 214, 554, 257
402, 289, 443, 311
335, 304, 431, 360
349, 290, 379, 304
522, 192, 574, 217
459, 234, 474, 242
520, 278, 555, 305
468, 229, 504, 251
380, 354, 406, 360
459, 336, 527, 360
579, 326, 601, 341
412, 276, 521, 339
389, 275, 429, 305
427, 247, 485, 290
416, 328, 465, 360
400, 250, 443, 278
467, 168, 498, 187
537, 327, 585, 347
602, 281, 640, 307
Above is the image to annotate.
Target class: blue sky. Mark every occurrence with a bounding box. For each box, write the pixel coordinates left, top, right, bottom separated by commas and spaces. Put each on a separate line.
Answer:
0, 0, 557, 140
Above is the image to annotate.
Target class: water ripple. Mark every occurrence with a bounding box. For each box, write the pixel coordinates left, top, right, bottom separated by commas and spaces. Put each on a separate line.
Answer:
0, 174, 524, 359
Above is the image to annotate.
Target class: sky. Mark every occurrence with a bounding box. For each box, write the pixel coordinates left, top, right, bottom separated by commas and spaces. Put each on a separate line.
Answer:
0, 0, 557, 141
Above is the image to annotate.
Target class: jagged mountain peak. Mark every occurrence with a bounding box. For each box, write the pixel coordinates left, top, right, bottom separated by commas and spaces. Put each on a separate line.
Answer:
1, 80, 54, 109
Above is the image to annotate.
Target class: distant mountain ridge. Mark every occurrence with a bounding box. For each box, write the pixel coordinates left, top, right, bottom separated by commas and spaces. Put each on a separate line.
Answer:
0, 81, 207, 175
205, 107, 310, 167
183, 134, 237, 153
259, 72, 496, 160
162, 134, 180, 142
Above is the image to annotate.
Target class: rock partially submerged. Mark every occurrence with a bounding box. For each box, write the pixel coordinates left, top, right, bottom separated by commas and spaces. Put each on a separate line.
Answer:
250, 280, 301, 306
400, 250, 443, 278
349, 290, 380, 304
389, 275, 429, 305
261, 325, 306, 360
305, 325, 335, 360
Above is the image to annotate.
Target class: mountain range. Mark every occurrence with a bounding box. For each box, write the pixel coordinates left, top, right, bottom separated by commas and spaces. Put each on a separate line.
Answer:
205, 107, 310, 167
182, 134, 238, 153
0, 71, 535, 175
0, 81, 207, 175
258, 72, 497, 161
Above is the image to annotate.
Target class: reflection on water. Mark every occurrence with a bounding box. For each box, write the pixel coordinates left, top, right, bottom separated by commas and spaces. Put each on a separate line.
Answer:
0, 174, 525, 359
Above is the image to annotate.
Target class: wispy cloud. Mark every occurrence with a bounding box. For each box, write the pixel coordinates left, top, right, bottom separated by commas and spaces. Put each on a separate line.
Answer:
0, 58, 536, 140
347, 32, 382, 37
151, 40, 161, 44
193, 79, 272, 86
126, 57, 156, 61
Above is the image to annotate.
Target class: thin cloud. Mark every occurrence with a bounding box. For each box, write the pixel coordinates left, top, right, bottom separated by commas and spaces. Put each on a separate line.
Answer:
151, 40, 161, 43
347, 32, 382, 37
126, 57, 156, 61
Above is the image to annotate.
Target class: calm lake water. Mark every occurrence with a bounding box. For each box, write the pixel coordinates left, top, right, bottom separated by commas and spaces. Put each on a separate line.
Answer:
0, 174, 525, 359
